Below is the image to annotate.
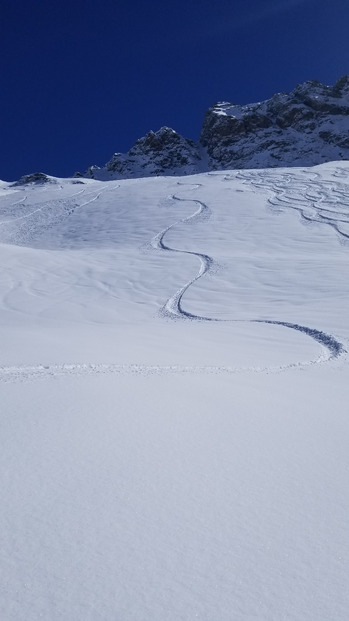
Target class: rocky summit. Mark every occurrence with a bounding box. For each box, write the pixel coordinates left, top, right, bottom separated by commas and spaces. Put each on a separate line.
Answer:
80, 76, 349, 180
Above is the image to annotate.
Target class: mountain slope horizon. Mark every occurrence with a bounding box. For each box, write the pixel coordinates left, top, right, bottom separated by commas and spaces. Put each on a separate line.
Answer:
81, 75, 349, 180
5, 76, 349, 186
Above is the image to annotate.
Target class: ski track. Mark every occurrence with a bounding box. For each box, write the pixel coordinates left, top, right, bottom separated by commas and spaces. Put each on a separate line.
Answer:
0, 175, 347, 383
155, 178, 347, 367
0, 186, 120, 250
234, 169, 349, 243
0, 186, 113, 233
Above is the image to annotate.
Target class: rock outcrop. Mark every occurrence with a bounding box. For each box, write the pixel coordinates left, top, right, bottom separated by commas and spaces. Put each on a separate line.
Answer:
83, 127, 203, 180
200, 76, 349, 170
12, 172, 54, 186
77, 76, 349, 179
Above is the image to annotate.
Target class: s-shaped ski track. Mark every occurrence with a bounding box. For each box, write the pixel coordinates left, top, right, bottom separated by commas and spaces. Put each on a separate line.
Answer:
151, 184, 346, 368
0, 180, 346, 383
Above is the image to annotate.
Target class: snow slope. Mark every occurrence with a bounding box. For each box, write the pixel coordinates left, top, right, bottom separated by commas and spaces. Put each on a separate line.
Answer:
1, 163, 349, 620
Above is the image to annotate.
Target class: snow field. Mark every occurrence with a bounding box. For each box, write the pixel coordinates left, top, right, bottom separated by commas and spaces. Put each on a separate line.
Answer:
0, 163, 349, 620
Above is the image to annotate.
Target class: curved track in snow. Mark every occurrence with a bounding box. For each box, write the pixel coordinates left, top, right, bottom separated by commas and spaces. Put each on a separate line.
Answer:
152, 183, 346, 364
235, 169, 349, 243
0, 186, 114, 244
151, 193, 214, 319
0, 176, 347, 383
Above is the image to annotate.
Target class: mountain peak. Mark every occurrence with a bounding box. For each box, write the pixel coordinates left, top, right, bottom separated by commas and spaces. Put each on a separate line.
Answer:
78, 76, 349, 180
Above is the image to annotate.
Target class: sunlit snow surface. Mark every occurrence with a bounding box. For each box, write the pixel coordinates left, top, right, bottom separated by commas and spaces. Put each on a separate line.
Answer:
1, 163, 349, 620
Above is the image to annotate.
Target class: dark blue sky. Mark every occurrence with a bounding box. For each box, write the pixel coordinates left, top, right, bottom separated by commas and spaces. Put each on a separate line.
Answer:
1, 0, 348, 180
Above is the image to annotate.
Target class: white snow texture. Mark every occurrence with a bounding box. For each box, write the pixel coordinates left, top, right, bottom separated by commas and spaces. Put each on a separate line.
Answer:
1, 162, 349, 620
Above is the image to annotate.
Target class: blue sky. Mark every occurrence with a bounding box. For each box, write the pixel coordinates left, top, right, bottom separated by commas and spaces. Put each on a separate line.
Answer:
1, 0, 348, 180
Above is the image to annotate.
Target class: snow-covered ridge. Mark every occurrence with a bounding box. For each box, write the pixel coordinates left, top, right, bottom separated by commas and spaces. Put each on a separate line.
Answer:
76, 76, 349, 181
2, 77, 348, 185
201, 76, 349, 170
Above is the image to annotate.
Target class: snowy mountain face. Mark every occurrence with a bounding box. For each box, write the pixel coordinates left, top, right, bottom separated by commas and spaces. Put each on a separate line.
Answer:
81, 127, 203, 181
105, 127, 202, 178
201, 76, 349, 170
82, 76, 349, 180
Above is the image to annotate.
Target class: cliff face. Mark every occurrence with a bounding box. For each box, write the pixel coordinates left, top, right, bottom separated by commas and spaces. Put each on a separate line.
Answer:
82, 76, 349, 180
106, 127, 202, 177
200, 76, 349, 170
84, 127, 203, 180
